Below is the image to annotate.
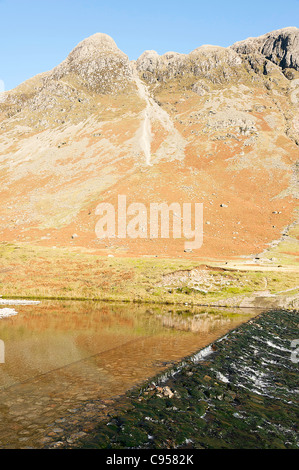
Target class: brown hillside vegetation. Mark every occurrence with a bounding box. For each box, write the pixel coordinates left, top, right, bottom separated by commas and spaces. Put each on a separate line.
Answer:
0, 28, 298, 260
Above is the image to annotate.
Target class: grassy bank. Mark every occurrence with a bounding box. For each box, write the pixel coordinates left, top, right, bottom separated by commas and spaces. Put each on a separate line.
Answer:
0, 242, 298, 306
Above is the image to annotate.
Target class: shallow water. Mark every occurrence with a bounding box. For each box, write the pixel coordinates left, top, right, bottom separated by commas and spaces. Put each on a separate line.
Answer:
0, 300, 260, 448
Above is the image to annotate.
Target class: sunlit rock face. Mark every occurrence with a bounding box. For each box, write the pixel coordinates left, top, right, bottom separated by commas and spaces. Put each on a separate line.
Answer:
50, 33, 134, 94
231, 27, 299, 71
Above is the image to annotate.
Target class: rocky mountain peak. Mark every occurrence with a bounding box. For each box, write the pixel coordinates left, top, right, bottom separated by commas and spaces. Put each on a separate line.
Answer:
49, 32, 132, 93
231, 27, 299, 71
67, 33, 124, 61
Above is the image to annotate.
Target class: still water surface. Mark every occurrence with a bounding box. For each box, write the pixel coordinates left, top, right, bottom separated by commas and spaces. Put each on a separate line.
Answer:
0, 300, 259, 448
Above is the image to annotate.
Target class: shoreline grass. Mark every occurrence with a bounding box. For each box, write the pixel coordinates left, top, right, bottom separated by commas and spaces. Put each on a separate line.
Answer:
74, 309, 299, 450
0, 242, 298, 308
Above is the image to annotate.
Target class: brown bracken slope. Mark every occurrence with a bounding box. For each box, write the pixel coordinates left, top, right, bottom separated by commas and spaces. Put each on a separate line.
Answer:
0, 28, 298, 259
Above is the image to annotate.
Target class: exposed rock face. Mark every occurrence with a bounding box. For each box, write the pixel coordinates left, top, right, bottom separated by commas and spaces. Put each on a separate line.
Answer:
136, 29, 299, 92
0, 33, 136, 127
136, 28, 299, 87
50, 33, 133, 93
136, 50, 160, 75
136, 45, 243, 84
231, 27, 299, 71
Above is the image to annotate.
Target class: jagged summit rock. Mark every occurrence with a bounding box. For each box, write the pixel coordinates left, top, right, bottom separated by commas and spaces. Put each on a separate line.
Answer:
136, 42, 242, 84
49, 32, 132, 93
135, 50, 160, 73
231, 27, 299, 71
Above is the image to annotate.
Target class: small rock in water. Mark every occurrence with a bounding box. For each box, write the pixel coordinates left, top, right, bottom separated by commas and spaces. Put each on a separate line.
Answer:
163, 386, 174, 399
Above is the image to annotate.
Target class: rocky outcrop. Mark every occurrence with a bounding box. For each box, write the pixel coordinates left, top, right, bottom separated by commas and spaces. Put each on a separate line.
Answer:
50, 33, 133, 94
136, 28, 299, 88
0, 34, 136, 126
231, 27, 299, 72
136, 45, 243, 85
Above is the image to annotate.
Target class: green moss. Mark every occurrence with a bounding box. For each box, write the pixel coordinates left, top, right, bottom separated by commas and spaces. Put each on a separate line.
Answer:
77, 309, 299, 450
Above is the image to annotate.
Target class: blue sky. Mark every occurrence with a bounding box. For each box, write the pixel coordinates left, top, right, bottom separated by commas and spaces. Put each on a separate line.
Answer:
0, 0, 298, 90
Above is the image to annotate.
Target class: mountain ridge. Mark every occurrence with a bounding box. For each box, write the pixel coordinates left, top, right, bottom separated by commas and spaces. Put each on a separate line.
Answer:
0, 27, 298, 260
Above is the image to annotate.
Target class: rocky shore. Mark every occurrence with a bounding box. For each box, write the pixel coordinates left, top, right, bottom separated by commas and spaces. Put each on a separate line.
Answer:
69, 309, 298, 449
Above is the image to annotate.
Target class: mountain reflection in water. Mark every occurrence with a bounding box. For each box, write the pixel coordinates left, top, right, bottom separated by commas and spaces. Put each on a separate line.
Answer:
0, 300, 259, 448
